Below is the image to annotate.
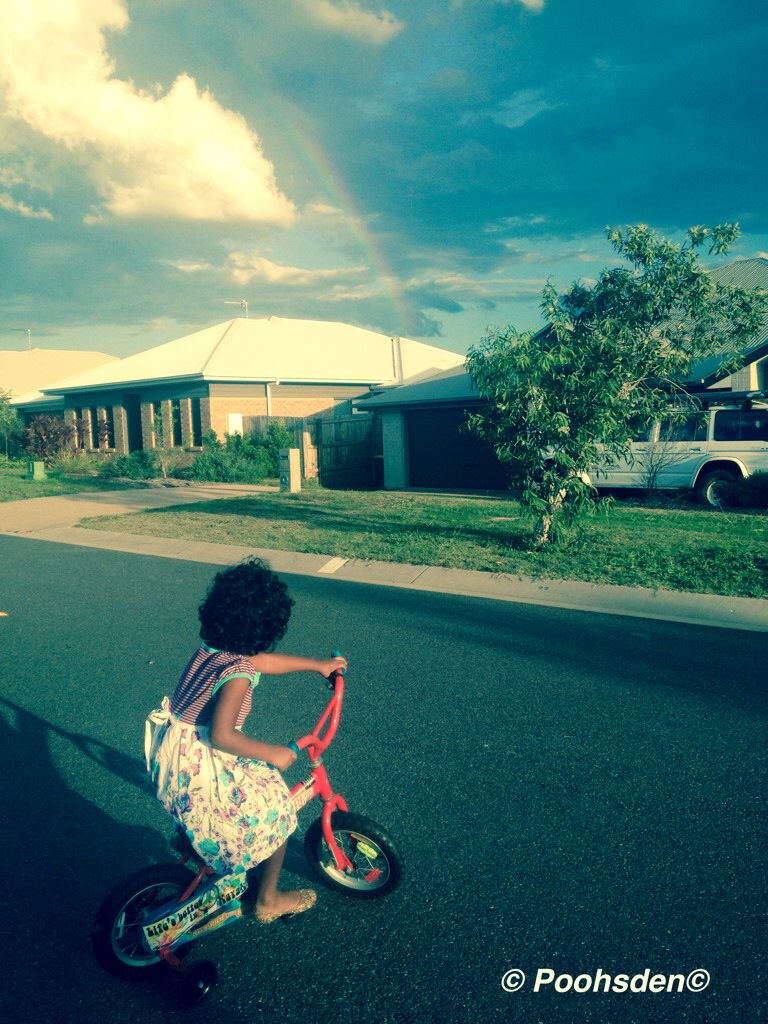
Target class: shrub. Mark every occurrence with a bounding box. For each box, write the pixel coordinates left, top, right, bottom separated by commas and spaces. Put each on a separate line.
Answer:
99, 450, 160, 480
24, 415, 75, 463
48, 450, 100, 476
175, 432, 272, 483
726, 471, 768, 509
179, 449, 271, 483
261, 420, 295, 475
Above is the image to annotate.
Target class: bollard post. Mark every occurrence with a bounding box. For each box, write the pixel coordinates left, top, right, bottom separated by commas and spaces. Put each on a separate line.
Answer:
279, 448, 301, 493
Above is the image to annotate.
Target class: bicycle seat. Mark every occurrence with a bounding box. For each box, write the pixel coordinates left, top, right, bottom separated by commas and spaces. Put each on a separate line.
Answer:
170, 827, 207, 866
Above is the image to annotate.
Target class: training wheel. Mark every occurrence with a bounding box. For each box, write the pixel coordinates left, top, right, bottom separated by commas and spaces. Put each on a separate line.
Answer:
177, 959, 218, 1006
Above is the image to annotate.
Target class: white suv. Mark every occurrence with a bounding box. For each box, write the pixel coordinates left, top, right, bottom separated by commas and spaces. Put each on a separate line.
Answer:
586, 402, 768, 506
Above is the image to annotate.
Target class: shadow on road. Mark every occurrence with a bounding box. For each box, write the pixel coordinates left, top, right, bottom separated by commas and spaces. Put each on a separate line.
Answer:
0, 698, 172, 1013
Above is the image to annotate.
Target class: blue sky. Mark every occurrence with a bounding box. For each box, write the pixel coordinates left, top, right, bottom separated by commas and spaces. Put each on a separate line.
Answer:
1, 0, 766, 359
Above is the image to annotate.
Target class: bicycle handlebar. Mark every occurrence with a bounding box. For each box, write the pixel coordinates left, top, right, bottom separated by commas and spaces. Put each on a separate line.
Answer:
329, 650, 346, 678
284, 652, 346, 759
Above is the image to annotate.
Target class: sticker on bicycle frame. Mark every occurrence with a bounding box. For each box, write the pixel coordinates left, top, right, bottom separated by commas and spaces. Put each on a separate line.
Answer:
291, 776, 316, 812
354, 840, 379, 859
142, 874, 248, 950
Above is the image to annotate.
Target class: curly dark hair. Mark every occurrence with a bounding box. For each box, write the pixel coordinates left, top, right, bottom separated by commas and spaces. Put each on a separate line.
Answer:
198, 557, 294, 655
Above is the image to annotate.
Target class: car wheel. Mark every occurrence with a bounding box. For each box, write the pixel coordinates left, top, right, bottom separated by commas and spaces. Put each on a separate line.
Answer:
695, 469, 738, 509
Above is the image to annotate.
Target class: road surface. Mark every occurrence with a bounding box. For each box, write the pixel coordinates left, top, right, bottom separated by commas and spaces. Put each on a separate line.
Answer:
0, 536, 765, 1024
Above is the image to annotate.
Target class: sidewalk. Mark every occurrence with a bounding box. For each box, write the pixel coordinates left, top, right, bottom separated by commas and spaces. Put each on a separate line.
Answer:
1, 485, 766, 632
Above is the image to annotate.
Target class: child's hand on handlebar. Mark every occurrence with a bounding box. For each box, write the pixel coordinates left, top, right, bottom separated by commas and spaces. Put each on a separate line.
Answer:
267, 744, 299, 772
319, 655, 347, 679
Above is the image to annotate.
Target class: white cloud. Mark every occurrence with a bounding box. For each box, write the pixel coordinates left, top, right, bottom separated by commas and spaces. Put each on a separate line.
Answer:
0, 0, 296, 226
495, 88, 556, 129
421, 271, 547, 301
294, 0, 404, 44
169, 261, 215, 275
451, 0, 544, 10
0, 192, 53, 219
226, 252, 369, 287
304, 201, 346, 218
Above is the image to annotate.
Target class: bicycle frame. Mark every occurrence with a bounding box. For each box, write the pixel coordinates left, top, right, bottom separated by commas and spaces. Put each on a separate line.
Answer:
288, 667, 355, 874
145, 869, 247, 956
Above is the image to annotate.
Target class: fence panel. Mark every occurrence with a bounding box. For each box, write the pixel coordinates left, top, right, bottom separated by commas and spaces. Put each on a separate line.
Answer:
241, 413, 379, 488
242, 415, 318, 479
317, 415, 381, 489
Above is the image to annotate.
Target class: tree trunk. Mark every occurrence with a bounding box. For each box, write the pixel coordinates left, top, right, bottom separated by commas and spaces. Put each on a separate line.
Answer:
532, 486, 566, 546
533, 512, 554, 545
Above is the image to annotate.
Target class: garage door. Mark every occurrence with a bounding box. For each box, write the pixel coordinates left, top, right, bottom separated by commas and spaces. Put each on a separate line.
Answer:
406, 407, 508, 489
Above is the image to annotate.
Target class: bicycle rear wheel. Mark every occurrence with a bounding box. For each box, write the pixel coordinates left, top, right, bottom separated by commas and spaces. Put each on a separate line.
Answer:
91, 863, 196, 978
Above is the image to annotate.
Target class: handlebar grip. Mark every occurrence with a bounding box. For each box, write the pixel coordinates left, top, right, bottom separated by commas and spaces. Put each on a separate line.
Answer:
330, 651, 346, 676
265, 739, 301, 769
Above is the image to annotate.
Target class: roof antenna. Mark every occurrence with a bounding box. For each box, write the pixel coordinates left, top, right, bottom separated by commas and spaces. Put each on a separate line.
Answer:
225, 299, 249, 319
10, 327, 32, 349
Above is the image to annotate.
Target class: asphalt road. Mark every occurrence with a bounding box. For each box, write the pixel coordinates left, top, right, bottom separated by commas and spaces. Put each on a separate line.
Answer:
0, 535, 765, 1024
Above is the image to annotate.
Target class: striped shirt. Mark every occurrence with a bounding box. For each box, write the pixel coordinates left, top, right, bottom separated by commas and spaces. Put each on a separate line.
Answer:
170, 642, 261, 727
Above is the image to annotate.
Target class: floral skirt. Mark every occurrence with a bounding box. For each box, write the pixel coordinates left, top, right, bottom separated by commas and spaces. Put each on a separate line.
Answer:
150, 717, 297, 875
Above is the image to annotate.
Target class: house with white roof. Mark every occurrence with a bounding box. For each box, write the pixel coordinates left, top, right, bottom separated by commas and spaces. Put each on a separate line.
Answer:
2, 347, 118, 412
360, 259, 768, 490
37, 316, 464, 456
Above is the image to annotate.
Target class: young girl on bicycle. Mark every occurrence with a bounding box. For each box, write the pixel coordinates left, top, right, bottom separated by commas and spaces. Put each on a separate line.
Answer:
149, 557, 346, 924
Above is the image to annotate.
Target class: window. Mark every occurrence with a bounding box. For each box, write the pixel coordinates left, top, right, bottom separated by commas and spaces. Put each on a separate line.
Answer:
74, 407, 85, 448
713, 410, 768, 442
151, 402, 163, 447
89, 407, 99, 448
171, 399, 183, 446
630, 425, 653, 442
104, 406, 115, 448
191, 398, 203, 446
625, 414, 653, 442
657, 415, 708, 443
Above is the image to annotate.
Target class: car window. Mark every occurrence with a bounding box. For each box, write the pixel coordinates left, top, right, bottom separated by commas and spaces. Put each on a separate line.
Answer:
658, 415, 708, 443
713, 410, 768, 442
627, 417, 653, 442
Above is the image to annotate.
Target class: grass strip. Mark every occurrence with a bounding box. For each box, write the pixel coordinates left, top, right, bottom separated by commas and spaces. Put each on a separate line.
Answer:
0, 467, 144, 502
80, 490, 768, 600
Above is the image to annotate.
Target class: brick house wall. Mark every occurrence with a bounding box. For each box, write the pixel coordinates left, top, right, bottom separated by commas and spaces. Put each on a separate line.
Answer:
60, 382, 372, 455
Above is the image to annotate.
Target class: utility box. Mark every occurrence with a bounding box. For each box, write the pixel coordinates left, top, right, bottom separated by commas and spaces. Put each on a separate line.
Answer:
26, 460, 47, 481
279, 448, 301, 493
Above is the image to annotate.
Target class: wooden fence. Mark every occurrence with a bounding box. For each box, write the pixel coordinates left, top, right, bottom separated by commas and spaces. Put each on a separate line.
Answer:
242, 414, 381, 489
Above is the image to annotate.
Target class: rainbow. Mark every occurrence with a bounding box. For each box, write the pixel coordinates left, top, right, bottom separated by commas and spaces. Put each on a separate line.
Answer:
269, 100, 411, 332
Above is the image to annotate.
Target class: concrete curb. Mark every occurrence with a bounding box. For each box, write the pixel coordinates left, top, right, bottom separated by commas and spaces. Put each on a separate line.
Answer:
1, 488, 766, 632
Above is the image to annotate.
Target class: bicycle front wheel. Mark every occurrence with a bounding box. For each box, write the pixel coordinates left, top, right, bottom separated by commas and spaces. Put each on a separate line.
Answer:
304, 812, 404, 897
91, 863, 196, 978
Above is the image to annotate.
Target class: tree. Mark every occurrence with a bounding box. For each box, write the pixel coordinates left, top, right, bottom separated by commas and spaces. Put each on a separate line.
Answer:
465, 223, 768, 544
0, 389, 22, 458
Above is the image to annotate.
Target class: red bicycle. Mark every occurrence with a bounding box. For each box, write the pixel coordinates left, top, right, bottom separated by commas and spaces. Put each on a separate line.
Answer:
91, 656, 404, 1006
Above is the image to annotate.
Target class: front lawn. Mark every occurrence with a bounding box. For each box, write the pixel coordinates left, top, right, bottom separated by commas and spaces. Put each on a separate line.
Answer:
80, 489, 768, 599
0, 463, 145, 502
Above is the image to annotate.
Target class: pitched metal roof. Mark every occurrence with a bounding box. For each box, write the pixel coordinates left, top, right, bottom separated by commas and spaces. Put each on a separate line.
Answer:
687, 258, 768, 384
358, 364, 479, 409
42, 316, 464, 395
1, 348, 117, 399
